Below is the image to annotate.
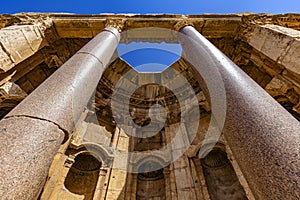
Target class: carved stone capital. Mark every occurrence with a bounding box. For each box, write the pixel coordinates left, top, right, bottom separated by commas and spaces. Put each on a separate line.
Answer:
174, 20, 194, 31
105, 18, 126, 32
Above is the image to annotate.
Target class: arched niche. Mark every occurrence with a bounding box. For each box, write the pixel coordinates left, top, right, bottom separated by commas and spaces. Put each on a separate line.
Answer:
200, 146, 248, 200
63, 143, 113, 200
134, 157, 167, 200
71, 142, 113, 167
64, 153, 101, 200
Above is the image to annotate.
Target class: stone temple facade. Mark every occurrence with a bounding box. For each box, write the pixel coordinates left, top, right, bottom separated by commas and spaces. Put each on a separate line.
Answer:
0, 13, 299, 200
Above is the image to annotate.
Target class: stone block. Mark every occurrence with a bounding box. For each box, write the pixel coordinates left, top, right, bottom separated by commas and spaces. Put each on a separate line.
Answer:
202, 18, 240, 38
113, 152, 129, 170
83, 123, 111, 145
107, 170, 127, 191
0, 81, 27, 100
282, 69, 300, 88
281, 38, 300, 75
0, 25, 45, 71
250, 51, 283, 76
0, 45, 14, 73
293, 102, 300, 113
105, 189, 124, 200
265, 76, 292, 97
173, 157, 187, 169
54, 19, 95, 38
250, 24, 295, 62
89, 19, 106, 36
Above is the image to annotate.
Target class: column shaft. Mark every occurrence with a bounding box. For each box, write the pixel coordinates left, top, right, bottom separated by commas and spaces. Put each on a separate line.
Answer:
0, 27, 120, 200
179, 26, 300, 199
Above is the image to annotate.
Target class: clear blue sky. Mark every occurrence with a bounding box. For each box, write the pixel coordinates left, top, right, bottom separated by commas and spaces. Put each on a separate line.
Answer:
118, 42, 182, 72
1, 0, 300, 14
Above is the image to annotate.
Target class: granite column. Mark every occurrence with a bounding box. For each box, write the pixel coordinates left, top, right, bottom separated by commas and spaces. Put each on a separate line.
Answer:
179, 25, 300, 199
0, 26, 120, 200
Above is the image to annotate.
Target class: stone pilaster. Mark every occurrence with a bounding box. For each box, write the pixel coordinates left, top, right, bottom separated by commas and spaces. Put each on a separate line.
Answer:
163, 168, 171, 200
106, 128, 130, 200
172, 156, 197, 199
169, 164, 178, 200
92, 168, 109, 200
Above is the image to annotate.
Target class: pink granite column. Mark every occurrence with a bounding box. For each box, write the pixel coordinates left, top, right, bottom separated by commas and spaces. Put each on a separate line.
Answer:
0, 27, 120, 200
179, 25, 300, 199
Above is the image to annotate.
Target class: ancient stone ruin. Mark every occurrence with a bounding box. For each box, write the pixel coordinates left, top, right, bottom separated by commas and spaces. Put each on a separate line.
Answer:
0, 13, 299, 200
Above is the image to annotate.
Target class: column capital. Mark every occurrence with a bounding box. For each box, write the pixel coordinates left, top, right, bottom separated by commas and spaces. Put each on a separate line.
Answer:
174, 20, 194, 31
105, 18, 126, 33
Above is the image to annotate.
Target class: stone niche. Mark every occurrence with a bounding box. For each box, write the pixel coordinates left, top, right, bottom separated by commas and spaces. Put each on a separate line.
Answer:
64, 154, 101, 200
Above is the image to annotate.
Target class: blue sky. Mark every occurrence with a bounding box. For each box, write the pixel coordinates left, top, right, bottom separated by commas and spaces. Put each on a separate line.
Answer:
1, 0, 300, 14
118, 42, 182, 72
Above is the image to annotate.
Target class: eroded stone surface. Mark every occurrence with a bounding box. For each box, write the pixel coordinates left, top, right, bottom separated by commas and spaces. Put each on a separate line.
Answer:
0, 116, 65, 200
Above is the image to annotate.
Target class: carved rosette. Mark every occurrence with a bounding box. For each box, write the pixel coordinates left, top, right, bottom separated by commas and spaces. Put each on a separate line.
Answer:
105, 18, 126, 32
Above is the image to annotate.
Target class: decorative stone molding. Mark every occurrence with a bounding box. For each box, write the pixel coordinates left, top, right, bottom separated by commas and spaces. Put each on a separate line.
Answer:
105, 18, 126, 32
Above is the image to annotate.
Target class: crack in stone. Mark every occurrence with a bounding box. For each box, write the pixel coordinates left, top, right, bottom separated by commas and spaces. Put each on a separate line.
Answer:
0, 40, 15, 64
4, 114, 69, 144
77, 51, 104, 67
